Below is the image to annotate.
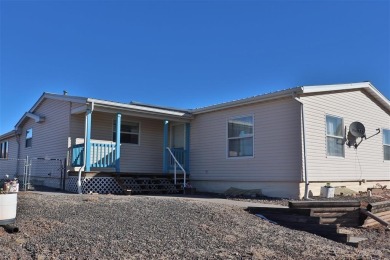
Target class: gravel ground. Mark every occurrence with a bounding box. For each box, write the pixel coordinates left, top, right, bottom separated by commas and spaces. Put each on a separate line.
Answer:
0, 192, 389, 259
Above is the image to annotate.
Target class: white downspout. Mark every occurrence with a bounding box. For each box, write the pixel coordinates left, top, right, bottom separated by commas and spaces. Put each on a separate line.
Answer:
294, 96, 310, 200
14, 129, 21, 178
77, 108, 90, 194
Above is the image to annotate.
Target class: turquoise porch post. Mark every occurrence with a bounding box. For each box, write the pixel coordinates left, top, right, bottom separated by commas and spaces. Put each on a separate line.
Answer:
185, 123, 190, 172
85, 109, 92, 172
163, 120, 169, 173
115, 113, 121, 173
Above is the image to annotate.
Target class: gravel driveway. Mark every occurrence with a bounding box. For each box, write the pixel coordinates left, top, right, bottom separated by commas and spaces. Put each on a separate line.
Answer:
0, 192, 388, 259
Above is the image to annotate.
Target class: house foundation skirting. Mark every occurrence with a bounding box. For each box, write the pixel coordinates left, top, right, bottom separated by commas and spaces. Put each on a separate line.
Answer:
66, 176, 123, 194
65, 175, 184, 194
191, 180, 300, 199
299, 180, 390, 198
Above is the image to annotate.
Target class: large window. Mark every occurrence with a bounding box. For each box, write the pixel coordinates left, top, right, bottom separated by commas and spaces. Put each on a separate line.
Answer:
25, 128, 32, 148
326, 115, 344, 157
227, 115, 254, 157
384, 129, 390, 161
113, 121, 140, 144
0, 141, 8, 158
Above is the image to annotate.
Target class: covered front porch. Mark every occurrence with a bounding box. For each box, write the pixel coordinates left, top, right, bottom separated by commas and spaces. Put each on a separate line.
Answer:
67, 100, 192, 194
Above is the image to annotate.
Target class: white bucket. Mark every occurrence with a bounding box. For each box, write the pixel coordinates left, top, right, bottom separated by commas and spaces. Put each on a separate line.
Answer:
320, 186, 335, 198
0, 193, 18, 224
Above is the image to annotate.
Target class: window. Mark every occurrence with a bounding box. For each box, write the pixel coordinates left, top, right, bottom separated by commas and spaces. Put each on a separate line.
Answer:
25, 128, 32, 148
0, 141, 8, 158
113, 121, 139, 144
227, 116, 254, 157
326, 115, 344, 157
384, 129, 390, 161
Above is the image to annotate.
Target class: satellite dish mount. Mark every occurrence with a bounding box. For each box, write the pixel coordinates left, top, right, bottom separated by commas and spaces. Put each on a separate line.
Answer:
346, 121, 380, 149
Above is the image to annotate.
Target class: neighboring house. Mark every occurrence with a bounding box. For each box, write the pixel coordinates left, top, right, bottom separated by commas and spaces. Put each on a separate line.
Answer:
0, 82, 389, 198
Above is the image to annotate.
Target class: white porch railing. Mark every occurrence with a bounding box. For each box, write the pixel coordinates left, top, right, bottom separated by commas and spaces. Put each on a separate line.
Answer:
166, 147, 186, 188
72, 140, 117, 168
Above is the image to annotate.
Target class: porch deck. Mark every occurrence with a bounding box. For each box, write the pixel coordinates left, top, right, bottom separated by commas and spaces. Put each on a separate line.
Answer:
67, 171, 189, 178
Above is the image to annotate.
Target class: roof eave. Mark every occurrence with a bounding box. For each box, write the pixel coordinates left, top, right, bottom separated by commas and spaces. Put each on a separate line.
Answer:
192, 87, 303, 114
302, 82, 390, 112
0, 130, 17, 140
30, 92, 87, 112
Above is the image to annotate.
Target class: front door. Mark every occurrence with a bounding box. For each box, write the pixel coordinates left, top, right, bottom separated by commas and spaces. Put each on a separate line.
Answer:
170, 123, 186, 166
171, 123, 185, 149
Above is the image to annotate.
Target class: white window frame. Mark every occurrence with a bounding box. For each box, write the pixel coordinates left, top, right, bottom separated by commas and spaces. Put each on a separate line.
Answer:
0, 141, 8, 158
25, 128, 33, 148
326, 115, 344, 158
226, 115, 254, 159
383, 128, 390, 161
113, 120, 140, 145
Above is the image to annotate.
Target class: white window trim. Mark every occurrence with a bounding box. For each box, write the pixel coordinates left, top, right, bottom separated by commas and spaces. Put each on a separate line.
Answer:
383, 128, 390, 161
25, 128, 33, 148
226, 114, 255, 159
113, 119, 141, 146
0, 141, 8, 158
325, 114, 345, 158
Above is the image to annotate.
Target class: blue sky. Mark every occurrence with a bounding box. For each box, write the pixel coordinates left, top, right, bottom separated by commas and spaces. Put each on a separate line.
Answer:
0, 0, 389, 133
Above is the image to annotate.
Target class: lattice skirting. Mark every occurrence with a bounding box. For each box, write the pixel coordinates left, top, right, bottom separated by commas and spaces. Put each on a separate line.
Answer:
66, 177, 123, 194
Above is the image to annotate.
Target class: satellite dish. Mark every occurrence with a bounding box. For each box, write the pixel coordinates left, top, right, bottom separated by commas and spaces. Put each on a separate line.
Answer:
349, 122, 365, 138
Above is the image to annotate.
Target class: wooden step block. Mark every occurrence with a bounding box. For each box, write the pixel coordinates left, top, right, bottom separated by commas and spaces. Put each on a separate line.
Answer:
247, 207, 311, 216
311, 207, 360, 213
311, 211, 360, 218
289, 200, 361, 209
277, 222, 340, 234
259, 213, 321, 224
367, 201, 390, 213
320, 217, 360, 227
363, 211, 390, 227
346, 236, 367, 248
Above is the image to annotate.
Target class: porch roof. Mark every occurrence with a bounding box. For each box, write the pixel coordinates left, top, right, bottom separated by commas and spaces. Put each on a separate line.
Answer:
84, 98, 193, 121
14, 92, 192, 132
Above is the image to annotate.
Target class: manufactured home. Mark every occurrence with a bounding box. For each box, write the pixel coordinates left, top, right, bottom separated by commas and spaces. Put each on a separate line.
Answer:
0, 82, 389, 198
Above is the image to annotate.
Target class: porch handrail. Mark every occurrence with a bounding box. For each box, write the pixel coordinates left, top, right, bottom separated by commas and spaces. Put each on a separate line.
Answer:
166, 147, 186, 188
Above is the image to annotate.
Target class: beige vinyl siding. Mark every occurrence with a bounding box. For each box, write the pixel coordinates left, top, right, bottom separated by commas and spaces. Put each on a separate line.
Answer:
84, 111, 164, 173
18, 99, 71, 161
70, 113, 85, 145
7, 136, 18, 159
190, 98, 302, 182
0, 135, 21, 178
300, 90, 390, 181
